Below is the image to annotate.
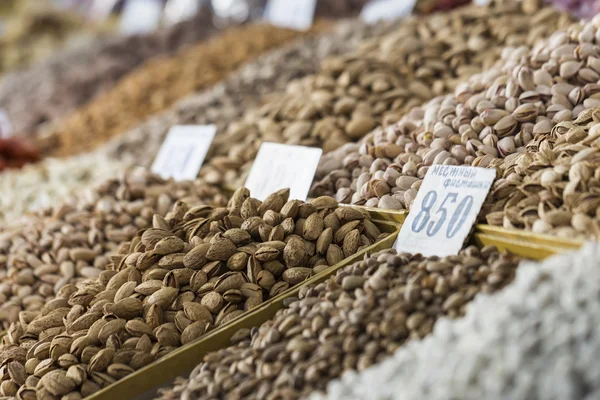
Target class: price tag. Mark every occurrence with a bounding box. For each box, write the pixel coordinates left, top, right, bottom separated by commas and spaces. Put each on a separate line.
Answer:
0, 109, 13, 139
151, 125, 216, 181
264, 0, 316, 31
120, 0, 163, 35
394, 166, 496, 258
244, 142, 322, 201
360, 0, 416, 24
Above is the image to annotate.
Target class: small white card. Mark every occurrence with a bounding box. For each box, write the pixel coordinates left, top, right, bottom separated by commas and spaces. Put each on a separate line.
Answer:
120, 0, 163, 35
264, 0, 316, 31
0, 109, 13, 139
360, 0, 416, 24
244, 142, 322, 201
395, 166, 496, 257
151, 125, 216, 181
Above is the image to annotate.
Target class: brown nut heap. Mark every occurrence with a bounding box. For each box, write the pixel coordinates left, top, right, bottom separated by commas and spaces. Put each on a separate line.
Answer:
199, 0, 572, 189
486, 106, 600, 239
158, 245, 519, 400
0, 170, 227, 330
311, 10, 600, 211
0, 188, 386, 399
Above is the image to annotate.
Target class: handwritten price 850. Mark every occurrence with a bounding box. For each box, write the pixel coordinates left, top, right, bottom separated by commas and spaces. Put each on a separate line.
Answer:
411, 190, 474, 238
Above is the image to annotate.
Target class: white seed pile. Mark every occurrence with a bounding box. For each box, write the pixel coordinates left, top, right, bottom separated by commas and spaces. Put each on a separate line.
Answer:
0, 153, 127, 222
320, 243, 600, 400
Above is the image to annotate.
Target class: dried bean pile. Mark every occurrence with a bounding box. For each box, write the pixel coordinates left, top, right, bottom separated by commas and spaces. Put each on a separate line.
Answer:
322, 243, 600, 400
0, 190, 385, 398
485, 106, 600, 239
43, 23, 329, 157
0, 170, 228, 330
312, 13, 600, 214
198, 0, 573, 189
158, 246, 518, 400
0, 4, 222, 138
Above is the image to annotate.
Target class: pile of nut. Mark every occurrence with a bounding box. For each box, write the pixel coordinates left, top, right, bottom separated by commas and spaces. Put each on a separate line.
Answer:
198, 0, 573, 188
0, 0, 111, 77
42, 22, 331, 158
103, 19, 393, 170
310, 12, 597, 214
158, 246, 518, 399
0, 188, 385, 398
0, 2, 222, 138
485, 106, 600, 239
0, 20, 391, 222
322, 243, 600, 400
0, 169, 228, 330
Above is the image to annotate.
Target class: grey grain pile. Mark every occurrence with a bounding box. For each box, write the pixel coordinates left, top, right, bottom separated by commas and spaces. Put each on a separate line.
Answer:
321, 243, 600, 400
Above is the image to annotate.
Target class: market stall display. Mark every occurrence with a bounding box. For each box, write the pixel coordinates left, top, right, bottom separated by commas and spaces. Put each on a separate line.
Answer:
0, 1, 598, 399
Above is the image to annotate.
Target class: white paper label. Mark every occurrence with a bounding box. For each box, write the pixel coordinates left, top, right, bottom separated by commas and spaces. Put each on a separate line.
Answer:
120, 0, 163, 35
0, 110, 13, 139
151, 125, 216, 181
360, 0, 416, 24
264, 0, 316, 31
244, 142, 322, 201
474, 0, 491, 5
395, 166, 496, 258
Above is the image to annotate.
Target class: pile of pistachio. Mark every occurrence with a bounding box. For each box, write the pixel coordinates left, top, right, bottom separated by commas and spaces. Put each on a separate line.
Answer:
158, 246, 518, 399
311, 14, 599, 218
486, 106, 600, 239
199, 0, 572, 189
0, 188, 385, 398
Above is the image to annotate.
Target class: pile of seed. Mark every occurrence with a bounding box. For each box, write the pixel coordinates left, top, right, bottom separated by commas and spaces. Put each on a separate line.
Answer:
0, 2, 222, 138
103, 19, 393, 171
322, 243, 600, 400
311, 11, 600, 212
0, 190, 385, 398
0, 153, 127, 222
0, 169, 228, 330
158, 246, 518, 400
197, 0, 573, 189
485, 106, 600, 239
42, 22, 329, 158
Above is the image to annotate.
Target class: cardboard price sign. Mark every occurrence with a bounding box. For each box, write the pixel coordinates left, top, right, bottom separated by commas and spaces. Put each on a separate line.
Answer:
395, 165, 496, 257
244, 142, 322, 201
151, 125, 216, 181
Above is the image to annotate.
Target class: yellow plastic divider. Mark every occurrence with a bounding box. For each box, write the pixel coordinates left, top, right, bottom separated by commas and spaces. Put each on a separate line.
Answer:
87, 220, 401, 400
474, 224, 584, 250
472, 233, 568, 260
